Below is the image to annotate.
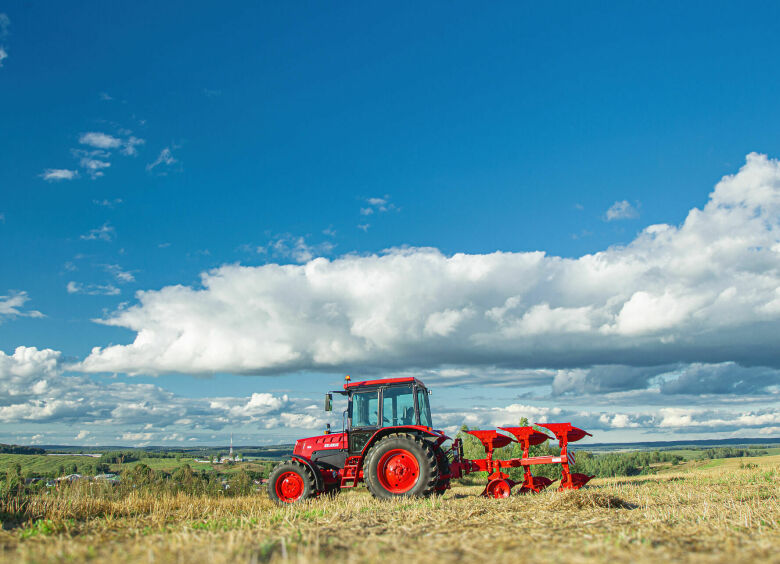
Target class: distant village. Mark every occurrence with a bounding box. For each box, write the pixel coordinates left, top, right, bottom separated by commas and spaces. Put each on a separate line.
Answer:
3, 434, 280, 493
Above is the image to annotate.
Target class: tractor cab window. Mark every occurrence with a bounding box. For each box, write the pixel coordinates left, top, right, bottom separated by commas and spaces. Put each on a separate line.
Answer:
381, 385, 416, 426
350, 390, 378, 428
417, 388, 432, 427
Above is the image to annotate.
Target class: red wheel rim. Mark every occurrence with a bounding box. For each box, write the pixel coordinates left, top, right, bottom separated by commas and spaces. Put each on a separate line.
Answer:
275, 471, 304, 502
487, 479, 511, 499
377, 449, 420, 493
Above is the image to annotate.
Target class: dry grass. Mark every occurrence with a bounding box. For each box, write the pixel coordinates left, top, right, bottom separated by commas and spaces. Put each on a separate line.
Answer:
1, 455, 778, 564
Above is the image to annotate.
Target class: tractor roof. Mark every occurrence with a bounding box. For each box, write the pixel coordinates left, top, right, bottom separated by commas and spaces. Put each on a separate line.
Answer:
343, 376, 426, 390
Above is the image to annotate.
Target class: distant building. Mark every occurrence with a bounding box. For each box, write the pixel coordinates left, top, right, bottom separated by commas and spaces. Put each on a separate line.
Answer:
217, 433, 239, 463
56, 474, 84, 483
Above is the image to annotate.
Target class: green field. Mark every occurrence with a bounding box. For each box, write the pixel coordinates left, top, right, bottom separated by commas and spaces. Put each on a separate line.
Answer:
0, 454, 778, 563
658, 446, 780, 460
0, 455, 102, 475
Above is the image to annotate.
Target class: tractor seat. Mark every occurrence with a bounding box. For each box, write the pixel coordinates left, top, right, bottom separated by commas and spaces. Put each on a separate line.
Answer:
401, 407, 414, 425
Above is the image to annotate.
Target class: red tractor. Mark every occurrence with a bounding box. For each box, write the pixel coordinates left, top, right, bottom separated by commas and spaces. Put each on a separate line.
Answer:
268, 376, 593, 504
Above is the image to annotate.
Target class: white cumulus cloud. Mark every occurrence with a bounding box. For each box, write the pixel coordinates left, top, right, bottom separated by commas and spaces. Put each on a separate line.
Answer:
77, 154, 780, 377
103, 264, 135, 283
605, 200, 639, 221
40, 169, 79, 182
67, 281, 121, 296
120, 136, 145, 156
80, 223, 115, 242
79, 157, 111, 179
79, 132, 122, 150
0, 291, 44, 323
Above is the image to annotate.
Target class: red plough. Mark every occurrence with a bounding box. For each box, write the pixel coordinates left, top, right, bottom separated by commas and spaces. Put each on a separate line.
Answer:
446, 424, 593, 498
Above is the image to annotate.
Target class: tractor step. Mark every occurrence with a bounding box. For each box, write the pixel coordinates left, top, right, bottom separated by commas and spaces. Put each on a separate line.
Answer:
340, 456, 362, 488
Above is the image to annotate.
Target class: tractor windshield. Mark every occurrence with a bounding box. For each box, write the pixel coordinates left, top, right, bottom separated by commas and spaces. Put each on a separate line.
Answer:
382, 385, 416, 426
348, 383, 433, 429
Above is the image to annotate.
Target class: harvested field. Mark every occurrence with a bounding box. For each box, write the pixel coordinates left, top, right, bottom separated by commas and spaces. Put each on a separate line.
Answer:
1, 455, 778, 563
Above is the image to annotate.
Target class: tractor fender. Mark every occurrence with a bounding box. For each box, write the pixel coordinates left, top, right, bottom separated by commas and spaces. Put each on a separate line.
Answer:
290, 455, 324, 493
360, 426, 449, 457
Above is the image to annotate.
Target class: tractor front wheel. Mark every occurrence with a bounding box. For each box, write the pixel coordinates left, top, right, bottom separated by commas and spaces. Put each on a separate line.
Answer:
364, 433, 438, 499
267, 461, 315, 504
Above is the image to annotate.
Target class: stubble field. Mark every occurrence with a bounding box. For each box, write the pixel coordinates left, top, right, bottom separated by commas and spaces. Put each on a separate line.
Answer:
1, 455, 778, 564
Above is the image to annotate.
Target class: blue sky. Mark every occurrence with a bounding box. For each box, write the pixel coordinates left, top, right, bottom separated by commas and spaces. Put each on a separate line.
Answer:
1, 2, 779, 447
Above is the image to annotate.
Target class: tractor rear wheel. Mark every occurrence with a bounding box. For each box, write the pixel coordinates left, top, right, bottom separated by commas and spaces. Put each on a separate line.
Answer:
364, 433, 438, 499
267, 460, 315, 504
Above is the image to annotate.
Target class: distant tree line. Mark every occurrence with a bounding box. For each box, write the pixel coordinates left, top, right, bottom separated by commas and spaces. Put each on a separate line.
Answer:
98, 451, 140, 464
701, 446, 767, 459
0, 444, 46, 455
572, 450, 682, 477
121, 463, 259, 495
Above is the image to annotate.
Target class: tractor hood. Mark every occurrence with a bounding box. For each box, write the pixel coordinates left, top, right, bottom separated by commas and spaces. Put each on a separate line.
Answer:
293, 432, 347, 457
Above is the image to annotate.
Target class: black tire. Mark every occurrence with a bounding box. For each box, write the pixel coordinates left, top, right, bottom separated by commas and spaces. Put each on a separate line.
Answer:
429, 445, 451, 497
364, 433, 438, 500
267, 460, 315, 504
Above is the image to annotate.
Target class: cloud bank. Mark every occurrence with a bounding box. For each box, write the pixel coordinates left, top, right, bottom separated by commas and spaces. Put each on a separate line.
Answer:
0, 347, 326, 444
2, 346, 776, 442
79, 154, 780, 380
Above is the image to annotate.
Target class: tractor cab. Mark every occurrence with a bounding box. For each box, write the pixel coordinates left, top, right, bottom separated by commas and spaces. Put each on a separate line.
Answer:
326, 376, 432, 454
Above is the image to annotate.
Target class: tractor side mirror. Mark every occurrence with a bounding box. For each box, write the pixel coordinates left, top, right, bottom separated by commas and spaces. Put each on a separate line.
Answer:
325, 393, 332, 412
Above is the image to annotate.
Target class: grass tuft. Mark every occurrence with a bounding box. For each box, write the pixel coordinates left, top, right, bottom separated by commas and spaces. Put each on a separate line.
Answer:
543, 490, 637, 510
